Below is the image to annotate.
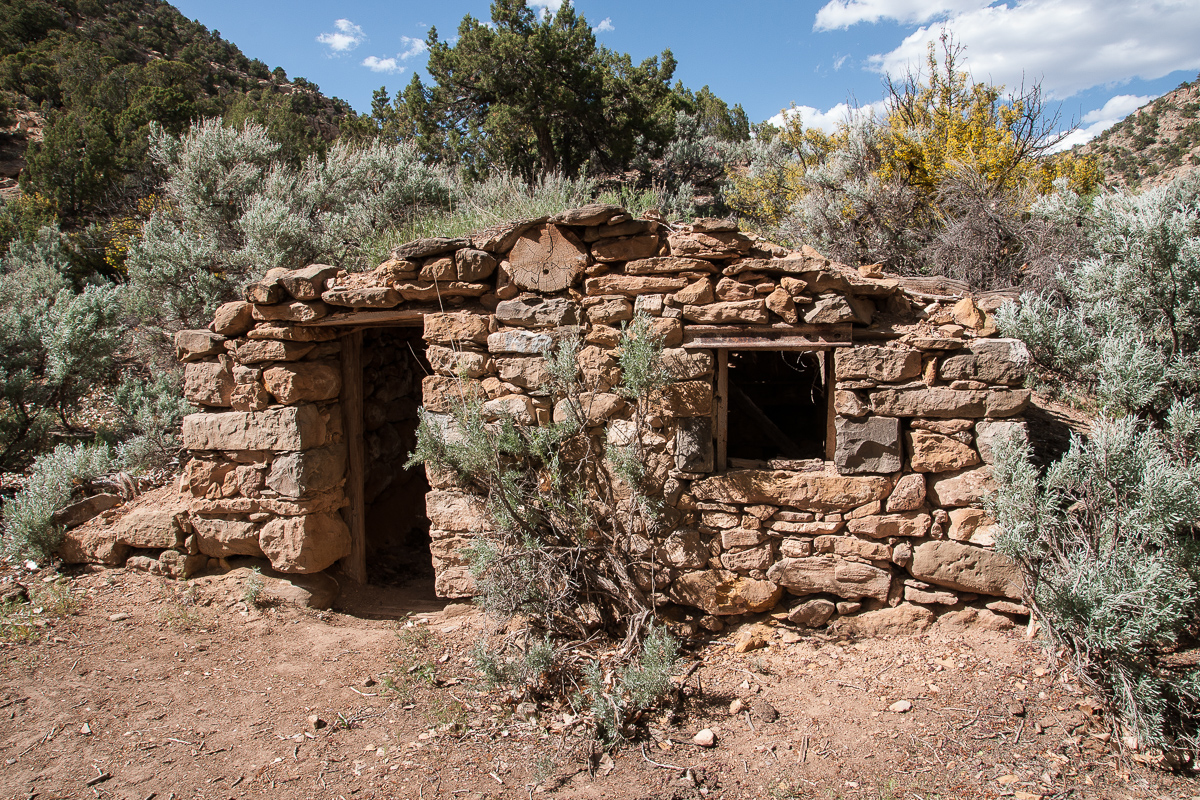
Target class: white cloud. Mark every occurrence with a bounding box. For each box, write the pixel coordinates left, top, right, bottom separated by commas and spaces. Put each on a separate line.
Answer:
529, 0, 564, 19
361, 56, 403, 74
832, 55, 849, 71
853, 1, 1200, 101
815, 0, 988, 30
593, 17, 615, 33
1050, 92, 1157, 150
399, 36, 428, 60
767, 100, 890, 133
317, 19, 365, 53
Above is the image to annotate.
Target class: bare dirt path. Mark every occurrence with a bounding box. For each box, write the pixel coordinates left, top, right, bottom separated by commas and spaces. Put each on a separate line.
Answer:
0, 565, 1194, 800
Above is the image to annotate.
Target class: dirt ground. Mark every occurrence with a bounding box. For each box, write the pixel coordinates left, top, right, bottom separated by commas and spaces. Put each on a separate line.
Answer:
1, 562, 1196, 800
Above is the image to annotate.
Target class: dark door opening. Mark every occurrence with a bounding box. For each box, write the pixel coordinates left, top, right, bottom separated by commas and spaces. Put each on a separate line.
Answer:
725, 350, 827, 462
360, 327, 433, 586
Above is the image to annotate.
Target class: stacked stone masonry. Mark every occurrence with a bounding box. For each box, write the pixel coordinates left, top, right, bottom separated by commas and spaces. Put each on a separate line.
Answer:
171, 203, 1031, 626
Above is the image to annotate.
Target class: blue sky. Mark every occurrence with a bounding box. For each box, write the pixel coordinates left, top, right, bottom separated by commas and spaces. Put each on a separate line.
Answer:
173, 0, 1200, 148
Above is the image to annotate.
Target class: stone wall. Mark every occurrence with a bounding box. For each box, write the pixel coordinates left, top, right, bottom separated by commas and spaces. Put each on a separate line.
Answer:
171, 203, 1032, 626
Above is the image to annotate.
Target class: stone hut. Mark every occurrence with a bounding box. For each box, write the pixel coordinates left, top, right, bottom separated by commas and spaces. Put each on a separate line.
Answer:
171, 204, 1031, 623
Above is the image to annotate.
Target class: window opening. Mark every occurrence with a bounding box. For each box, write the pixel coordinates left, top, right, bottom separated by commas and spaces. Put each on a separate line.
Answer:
725, 350, 827, 464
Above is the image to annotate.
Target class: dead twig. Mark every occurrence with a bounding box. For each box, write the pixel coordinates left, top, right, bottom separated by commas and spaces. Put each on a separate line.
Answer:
640, 743, 683, 770
826, 680, 866, 692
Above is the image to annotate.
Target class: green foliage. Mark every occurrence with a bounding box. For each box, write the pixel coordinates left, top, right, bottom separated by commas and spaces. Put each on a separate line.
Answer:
729, 36, 1096, 289
111, 370, 189, 470
1, 441, 114, 561
397, 0, 680, 181
584, 625, 679, 744
0, 225, 122, 466
990, 423, 1200, 756
3, 0, 346, 220
407, 312, 679, 736
125, 118, 454, 329
0, 192, 58, 253
996, 173, 1200, 761
998, 175, 1200, 414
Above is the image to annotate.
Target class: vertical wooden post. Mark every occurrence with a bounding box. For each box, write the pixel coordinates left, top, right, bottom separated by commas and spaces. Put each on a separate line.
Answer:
824, 349, 838, 464
715, 348, 729, 472
340, 330, 367, 584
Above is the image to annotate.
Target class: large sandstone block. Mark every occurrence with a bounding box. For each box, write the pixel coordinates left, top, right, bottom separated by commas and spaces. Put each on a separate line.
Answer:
939, 339, 1029, 386
549, 203, 624, 226
681, 300, 769, 324
834, 416, 902, 474
692, 470, 891, 512
974, 420, 1028, 463
836, 345, 921, 383
720, 544, 774, 572
232, 339, 315, 364
666, 230, 752, 258
845, 512, 931, 538
676, 416, 714, 471
585, 297, 634, 324
658, 528, 709, 569
494, 296, 579, 329
211, 301, 254, 336
184, 361, 234, 407
870, 388, 988, 418
191, 516, 263, 557
909, 540, 1021, 599
662, 349, 713, 380
263, 362, 341, 404
553, 392, 625, 425
482, 395, 536, 424
421, 376, 484, 412
392, 237, 469, 260
766, 556, 892, 601
258, 512, 351, 574
625, 256, 715, 274
423, 312, 491, 346
906, 430, 981, 473
176, 329, 227, 361
668, 569, 783, 616
434, 564, 477, 599
455, 248, 499, 282
507, 224, 588, 292
321, 286, 401, 308
278, 264, 338, 300
267, 444, 347, 498
487, 329, 553, 355
425, 490, 495, 532
182, 405, 326, 451
427, 345, 493, 379
804, 294, 873, 325
591, 234, 659, 262
585, 275, 689, 296
928, 467, 992, 508
251, 300, 328, 323
496, 357, 550, 390
648, 381, 712, 418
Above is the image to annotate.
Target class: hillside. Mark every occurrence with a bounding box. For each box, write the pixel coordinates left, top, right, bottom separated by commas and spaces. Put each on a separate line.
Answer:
1080, 74, 1200, 189
0, 0, 352, 217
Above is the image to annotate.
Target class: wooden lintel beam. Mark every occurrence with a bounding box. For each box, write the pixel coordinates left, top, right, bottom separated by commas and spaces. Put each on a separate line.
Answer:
299, 307, 436, 328
682, 336, 851, 350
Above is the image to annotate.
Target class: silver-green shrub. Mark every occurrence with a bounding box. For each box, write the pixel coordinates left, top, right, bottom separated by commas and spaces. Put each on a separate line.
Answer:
2, 442, 115, 561
0, 226, 123, 467
407, 314, 679, 737
996, 174, 1200, 762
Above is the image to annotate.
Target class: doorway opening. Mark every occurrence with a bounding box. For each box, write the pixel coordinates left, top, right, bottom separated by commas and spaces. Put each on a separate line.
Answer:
360, 327, 432, 587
